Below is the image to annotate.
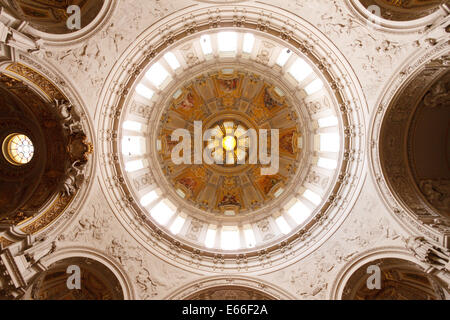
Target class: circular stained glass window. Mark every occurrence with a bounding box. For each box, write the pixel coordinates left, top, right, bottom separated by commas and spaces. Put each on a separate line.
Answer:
2, 133, 34, 165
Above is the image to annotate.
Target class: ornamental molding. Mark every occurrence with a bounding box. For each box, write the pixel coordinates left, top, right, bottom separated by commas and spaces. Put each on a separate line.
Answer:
96, 3, 367, 273
329, 245, 426, 300
4, 0, 118, 48
37, 245, 136, 300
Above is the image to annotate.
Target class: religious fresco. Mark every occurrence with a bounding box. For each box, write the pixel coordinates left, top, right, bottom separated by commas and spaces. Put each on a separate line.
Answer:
279, 128, 299, 156
170, 86, 205, 120
158, 71, 301, 216
216, 177, 244, 212
175, 167, 208, 199
250, 84, 288, 124
250, 167, 284, 199
212, 71, 244, 107
159, 128, 183, 162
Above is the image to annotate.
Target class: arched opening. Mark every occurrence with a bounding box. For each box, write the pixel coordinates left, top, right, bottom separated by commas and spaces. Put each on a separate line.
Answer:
358, 0, 445, 21
29, 257, 124, 300
379, 63, 450, 224
185, 286, 274, 300
342, 258, 447, 300
0, 0, 105, 34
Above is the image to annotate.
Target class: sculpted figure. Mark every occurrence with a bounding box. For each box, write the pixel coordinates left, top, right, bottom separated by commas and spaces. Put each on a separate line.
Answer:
54, 99, 82, 134
61, 160, 84, 196
406, 236, 450, 270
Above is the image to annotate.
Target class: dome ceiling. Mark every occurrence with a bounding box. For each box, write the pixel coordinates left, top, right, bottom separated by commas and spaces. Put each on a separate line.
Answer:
156, 69, 302, 217
342, 258, 446, 300
118, 30, 343, 253
379, 62, 450, 225
0, 76, 65, 221
98, 3, 367, 272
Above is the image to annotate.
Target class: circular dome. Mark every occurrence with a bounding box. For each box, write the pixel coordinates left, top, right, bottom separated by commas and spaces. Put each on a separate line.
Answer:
119, 30, 342, 253
2, 133, 34, 165
98, 4, 366, 272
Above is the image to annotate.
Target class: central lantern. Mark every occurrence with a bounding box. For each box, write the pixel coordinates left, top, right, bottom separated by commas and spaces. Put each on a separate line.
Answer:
156, 69, 302, 216
222, 135, 236, 152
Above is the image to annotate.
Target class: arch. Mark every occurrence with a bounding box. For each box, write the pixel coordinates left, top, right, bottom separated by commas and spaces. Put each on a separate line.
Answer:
369, 40, 450, 247
0, 0, 118, 46
165, 275, 296, 300
330, 247, 446, 300
0, 53, 96, 244
33, 246, 136, 300
345, 0, 448, 33
330, 246, 447, 299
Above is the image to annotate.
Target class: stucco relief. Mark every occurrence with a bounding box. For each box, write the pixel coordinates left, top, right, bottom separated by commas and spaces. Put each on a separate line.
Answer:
0, 0, 448, 300
58, 183, 198, 299
268, 180, 404, 299
34, 0, 192, 112
375, 52, 450, 243
420, 180, 450, 214
272, 0, 448, 111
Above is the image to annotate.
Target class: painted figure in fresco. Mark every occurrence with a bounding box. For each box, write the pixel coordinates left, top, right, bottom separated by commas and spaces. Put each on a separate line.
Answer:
259, 176, 281, 195
263, 88, 280, 110
279, 131, 295, 154
165, 134, 179, 152
219, 78, 238, 92
176, 92, 195, 111
178, 177, 197, 192
218, 193, 240, 207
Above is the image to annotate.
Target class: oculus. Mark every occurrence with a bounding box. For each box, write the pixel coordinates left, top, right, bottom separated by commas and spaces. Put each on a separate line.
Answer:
2, 133, 34, 166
